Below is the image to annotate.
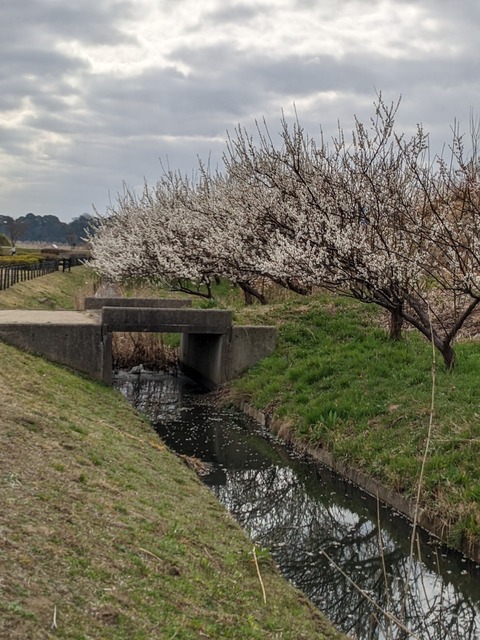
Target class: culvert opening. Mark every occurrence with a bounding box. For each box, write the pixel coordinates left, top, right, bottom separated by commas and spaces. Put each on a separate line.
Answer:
112, 331, 179, 373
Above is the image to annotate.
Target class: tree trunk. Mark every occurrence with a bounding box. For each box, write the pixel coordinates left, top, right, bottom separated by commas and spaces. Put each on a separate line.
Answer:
439, 342, 456, 370
238, 281, 268, 305
388, 307, 404, 341
243, 289, 254, 305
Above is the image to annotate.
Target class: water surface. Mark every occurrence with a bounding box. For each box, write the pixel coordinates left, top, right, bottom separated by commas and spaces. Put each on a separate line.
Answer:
116, 372, 480, 640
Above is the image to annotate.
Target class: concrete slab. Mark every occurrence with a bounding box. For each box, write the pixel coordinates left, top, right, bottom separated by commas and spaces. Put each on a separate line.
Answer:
0, 310, 110, 383
84, 297, 192, 310
101, 307, 233, 334
0, 310, 100, 325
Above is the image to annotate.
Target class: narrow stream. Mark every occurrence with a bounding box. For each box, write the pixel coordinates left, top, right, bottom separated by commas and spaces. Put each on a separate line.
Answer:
115, 371, 480, 640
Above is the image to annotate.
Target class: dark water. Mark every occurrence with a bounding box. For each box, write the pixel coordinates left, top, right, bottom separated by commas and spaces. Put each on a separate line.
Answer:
115, 372, 480, 640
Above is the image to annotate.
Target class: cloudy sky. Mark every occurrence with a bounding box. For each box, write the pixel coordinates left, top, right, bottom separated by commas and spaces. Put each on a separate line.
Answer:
1, 0, 479, 222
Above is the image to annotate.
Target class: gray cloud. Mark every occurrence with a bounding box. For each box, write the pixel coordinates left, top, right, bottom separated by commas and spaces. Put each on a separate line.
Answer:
202, 2, 271, 27
0, 0, 479, 221
1, 0, 137, 46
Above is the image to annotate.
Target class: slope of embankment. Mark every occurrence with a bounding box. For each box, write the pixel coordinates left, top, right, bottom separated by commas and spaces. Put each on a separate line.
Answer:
0, 269, 345, 639
228, 291, 480, 561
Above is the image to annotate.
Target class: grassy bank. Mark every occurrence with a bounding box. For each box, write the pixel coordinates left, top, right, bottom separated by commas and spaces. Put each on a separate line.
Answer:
0, 271, 344, 639
15, 268, 479, 554
5, 266, 480, 633
0, 266, 97, 310
227, 292, 480, 555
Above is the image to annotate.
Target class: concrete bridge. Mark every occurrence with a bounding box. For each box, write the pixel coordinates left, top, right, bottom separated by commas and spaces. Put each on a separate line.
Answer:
0, 297, 276, 389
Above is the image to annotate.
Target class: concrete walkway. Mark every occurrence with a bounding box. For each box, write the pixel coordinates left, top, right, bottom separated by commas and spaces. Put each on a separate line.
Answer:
0, 310, 100, 325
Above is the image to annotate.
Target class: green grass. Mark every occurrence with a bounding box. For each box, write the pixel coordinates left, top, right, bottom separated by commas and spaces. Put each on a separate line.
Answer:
7, 268, 480, 616
0, 265, 98, 310
0, 272, 344, 639
228, 292, 480, 551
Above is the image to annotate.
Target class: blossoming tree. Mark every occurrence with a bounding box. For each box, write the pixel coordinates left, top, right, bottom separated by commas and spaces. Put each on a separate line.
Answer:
89, 99, 480, 368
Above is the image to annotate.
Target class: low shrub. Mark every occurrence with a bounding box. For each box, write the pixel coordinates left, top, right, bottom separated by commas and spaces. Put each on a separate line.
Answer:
0, 254, 45, 266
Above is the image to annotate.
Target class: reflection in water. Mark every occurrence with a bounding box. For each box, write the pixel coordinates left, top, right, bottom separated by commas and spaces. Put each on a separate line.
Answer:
116, 372, 480, 640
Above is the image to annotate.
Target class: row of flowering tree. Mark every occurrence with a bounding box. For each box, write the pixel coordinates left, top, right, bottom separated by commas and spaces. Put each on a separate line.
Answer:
89, 98, 480, 369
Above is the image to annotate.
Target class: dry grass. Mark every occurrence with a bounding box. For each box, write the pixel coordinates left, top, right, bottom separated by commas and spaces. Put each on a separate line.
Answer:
0, 341, 345, 640
112, 332, 178, 372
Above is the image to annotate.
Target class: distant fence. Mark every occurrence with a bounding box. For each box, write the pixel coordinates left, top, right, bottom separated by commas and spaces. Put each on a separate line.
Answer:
0, 257, 87, 291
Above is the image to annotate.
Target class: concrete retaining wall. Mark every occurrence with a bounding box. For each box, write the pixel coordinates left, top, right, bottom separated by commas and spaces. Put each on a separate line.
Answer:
0, 323, 111, 383
225, 326, 277, 381
180, 325, 276, 389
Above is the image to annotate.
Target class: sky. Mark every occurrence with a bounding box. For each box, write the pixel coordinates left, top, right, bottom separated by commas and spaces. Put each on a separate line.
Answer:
1, 0, 479, 222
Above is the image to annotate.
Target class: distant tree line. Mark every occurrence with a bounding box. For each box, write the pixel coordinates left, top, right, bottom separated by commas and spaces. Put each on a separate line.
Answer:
0, 213, 93, 246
